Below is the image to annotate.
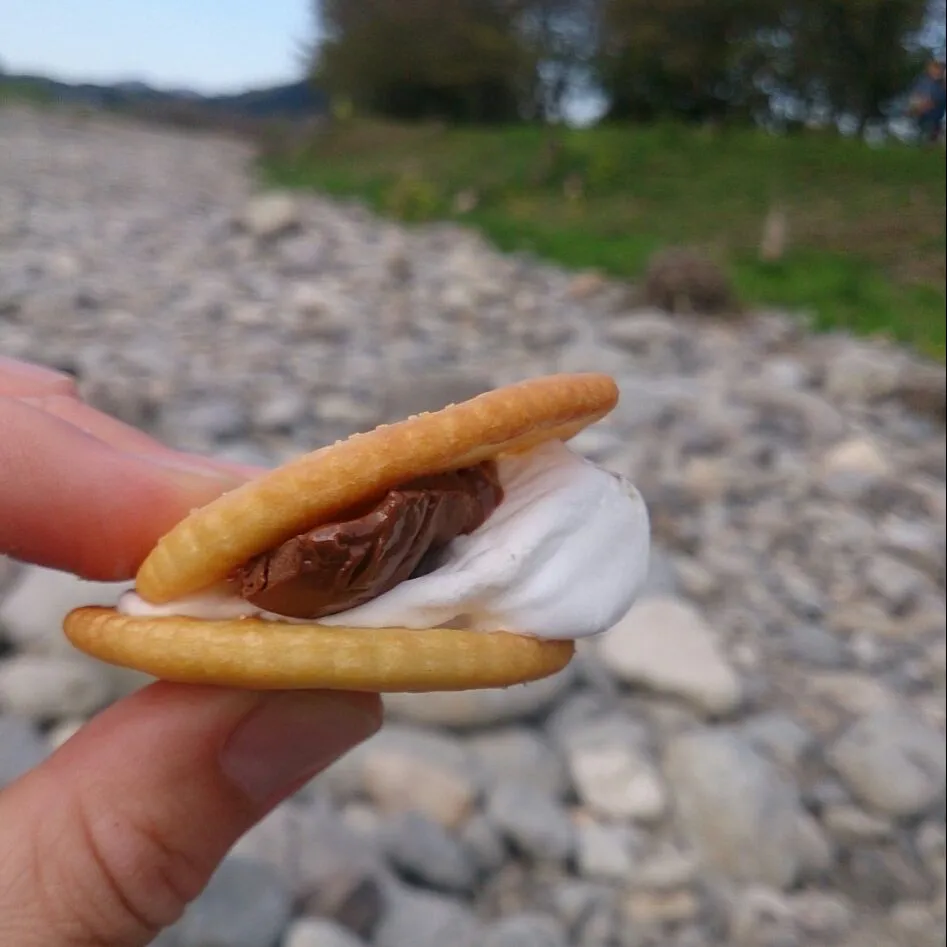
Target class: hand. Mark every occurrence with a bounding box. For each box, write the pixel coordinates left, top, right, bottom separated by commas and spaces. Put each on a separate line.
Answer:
0, 356, 382, 947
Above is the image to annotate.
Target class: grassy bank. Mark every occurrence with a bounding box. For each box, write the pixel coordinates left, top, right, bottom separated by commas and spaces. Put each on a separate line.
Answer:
262, 121, 946, 360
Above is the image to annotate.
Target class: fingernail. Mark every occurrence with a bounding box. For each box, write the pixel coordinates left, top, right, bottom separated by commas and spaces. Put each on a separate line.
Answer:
221, 692, 381, 804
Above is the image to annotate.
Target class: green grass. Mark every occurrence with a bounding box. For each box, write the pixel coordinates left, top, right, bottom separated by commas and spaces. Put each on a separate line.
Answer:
262, 120, 946, 360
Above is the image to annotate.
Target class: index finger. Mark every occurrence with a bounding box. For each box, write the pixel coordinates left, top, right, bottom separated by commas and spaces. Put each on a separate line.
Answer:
0, 398, 252, 581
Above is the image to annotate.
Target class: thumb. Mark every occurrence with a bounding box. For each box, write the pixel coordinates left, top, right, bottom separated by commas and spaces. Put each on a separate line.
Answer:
0, 682, 381, 947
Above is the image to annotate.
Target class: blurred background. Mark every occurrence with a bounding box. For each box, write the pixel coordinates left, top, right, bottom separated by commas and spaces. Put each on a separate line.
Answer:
1, 2, 945, 946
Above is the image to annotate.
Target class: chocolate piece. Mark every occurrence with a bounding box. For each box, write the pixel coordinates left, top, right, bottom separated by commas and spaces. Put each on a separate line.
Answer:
235, 462, 503, 620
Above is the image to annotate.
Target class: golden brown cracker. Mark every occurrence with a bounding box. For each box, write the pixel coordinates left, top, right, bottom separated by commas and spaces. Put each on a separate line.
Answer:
136, 373, 618, 603
63, 607, 576, 691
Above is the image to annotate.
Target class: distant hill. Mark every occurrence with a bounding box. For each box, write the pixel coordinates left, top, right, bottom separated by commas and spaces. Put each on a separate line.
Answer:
0, 73, 330, 120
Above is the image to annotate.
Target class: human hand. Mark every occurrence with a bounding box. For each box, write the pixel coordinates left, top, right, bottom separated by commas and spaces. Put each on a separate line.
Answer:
0, 356, 382, 947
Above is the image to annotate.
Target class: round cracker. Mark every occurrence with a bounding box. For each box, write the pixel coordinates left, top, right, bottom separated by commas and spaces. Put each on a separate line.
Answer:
63, 607, 576, 692
136, 373, 618, 603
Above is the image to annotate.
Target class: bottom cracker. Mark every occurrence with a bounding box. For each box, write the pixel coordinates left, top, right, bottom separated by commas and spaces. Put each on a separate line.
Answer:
63, 606, 576, 692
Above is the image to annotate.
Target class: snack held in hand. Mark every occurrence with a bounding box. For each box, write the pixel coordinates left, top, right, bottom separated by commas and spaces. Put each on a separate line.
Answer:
64, 374, 651, 692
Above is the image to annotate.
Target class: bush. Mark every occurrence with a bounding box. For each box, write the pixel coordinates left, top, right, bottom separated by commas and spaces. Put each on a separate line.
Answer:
383, 173, 441, 222
642, 247, 739, 315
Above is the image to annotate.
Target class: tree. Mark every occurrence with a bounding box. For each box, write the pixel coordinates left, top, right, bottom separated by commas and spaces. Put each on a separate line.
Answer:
314, 0, 528, 122
312, 0, 603, 123
775, 0, 932, 129
312, 0, 936, 127
595, 0, 780, 123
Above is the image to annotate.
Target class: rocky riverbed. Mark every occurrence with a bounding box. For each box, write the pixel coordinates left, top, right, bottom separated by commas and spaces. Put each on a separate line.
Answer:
1, 106, 945, 947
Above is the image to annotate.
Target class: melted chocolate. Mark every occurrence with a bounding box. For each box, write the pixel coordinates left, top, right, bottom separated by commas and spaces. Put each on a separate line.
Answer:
235, 462, 503, 620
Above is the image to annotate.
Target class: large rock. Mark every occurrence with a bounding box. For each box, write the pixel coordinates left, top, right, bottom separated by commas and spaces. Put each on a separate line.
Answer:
568, 740, 666, 823
319, 725, 481, 828
598, 597, 741, 715
231, 803, 388, 938
458, 813, 508, 876
574, 818, 637, 882
663, 729, 807, 889
481, 913, 569, 947
887, 903, 944, 947
819, 436, 893, 499
741, 712, 817, 770
737, 381, 847, 444
605, 310, 683, 353
863, 554, 929, 613
486, 782, 576, 862
826, 708, 946, 817
548, 880, 622, 945
238, 192, 301, 240
283, 919, 367, 947
466, 727, 570, 797
381, 811, 478, 894
562, 718, 666, 824
823, 345, 903, 401
373, 885, 483, 947
822, 436, 891, 478
728, 886, 798, 947
154, 857, 292, 947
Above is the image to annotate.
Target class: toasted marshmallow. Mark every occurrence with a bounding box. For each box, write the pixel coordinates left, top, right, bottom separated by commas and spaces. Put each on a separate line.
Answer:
118, 441, 650, 639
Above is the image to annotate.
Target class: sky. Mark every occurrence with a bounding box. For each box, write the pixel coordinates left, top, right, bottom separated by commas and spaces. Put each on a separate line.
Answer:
1, 0, 314, 93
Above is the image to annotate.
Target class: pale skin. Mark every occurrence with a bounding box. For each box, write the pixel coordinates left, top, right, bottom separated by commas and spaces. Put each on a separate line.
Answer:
0, 356, 383, 947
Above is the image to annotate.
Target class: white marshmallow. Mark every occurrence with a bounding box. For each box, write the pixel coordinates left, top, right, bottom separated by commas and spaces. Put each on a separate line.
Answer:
118, 440, 650, 639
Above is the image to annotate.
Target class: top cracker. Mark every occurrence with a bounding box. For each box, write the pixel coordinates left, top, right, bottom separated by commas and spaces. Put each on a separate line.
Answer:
135, 373, 619, 603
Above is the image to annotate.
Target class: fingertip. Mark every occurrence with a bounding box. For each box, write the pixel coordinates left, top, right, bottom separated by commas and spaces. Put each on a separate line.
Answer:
0, 356, 78, 396
0, 400, 252, 580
